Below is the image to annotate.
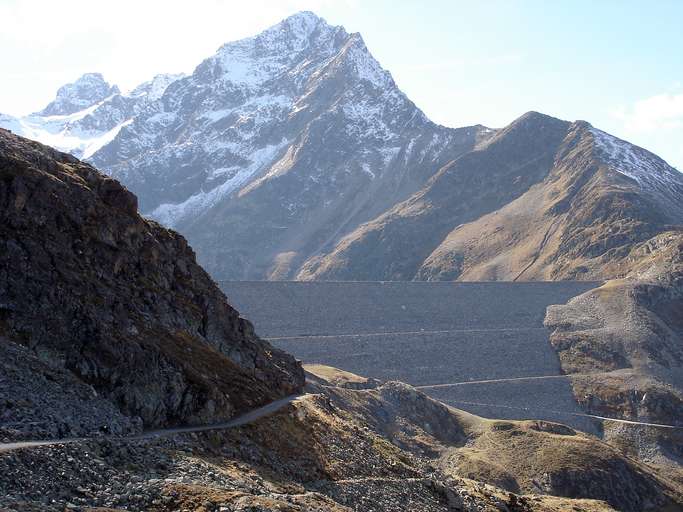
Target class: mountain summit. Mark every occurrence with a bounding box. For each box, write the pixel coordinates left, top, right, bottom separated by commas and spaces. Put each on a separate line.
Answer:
1, 12, 680, 283
86, 11, 489, 279
37, 72, 120, 116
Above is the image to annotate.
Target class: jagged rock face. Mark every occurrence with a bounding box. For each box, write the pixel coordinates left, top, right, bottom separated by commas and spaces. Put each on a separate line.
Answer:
0, 129, 304, 428
302, 112, 683, 281
87, 11, 489, 280
37, 73, 120, 116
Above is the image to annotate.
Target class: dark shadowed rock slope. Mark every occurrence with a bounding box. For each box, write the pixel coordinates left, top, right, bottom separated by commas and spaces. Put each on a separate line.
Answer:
0, 128, 304, 435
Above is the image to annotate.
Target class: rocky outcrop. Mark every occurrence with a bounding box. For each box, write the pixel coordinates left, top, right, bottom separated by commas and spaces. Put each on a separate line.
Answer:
0, 129, 304, 431
544, 231, 683, 468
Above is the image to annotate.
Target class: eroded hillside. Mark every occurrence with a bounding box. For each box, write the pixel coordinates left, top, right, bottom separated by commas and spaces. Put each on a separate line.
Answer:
0, 128, 303, 437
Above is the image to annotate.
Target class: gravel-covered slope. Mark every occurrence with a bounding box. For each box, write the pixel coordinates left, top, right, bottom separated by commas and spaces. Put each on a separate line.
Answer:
0, 128, 304, 433
3, 379, 679, 511
544, 231, 683, 470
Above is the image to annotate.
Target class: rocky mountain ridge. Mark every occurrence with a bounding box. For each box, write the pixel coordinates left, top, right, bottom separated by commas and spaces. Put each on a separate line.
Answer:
0, 128, 303, 435
38, 72, 120, 117
1, 13, 681, 284
5, 129, 680, 510
0, 72, 183, 160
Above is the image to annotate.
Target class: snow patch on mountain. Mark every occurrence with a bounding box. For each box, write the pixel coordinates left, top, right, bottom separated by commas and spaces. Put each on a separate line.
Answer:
345, 35, 393, 89
126, 73, 184, 101
148, 138, 289, 227
81, 119, 133, 158
590, 127, 683, 192
211, 11, 337, 89
4, 94, 125, 157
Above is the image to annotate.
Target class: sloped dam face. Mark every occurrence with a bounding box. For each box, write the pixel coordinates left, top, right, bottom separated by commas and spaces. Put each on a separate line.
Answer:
220, 281, 601, 432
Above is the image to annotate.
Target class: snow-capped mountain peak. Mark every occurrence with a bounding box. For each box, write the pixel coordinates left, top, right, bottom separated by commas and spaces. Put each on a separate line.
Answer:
2, 11, 489, 281
204, 11, 345, 90
1, 72, 184, 160
37, 73, 120, 116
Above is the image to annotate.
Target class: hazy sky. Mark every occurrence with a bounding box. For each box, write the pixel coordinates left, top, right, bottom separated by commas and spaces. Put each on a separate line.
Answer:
1, 0, 681, 169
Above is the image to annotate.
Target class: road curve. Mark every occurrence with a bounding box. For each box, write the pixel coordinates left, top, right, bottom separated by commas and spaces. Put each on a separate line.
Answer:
0, 394, 304, 454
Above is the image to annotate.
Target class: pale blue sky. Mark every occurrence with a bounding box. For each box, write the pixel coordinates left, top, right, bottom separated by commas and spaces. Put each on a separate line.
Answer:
1, 0, 681, 169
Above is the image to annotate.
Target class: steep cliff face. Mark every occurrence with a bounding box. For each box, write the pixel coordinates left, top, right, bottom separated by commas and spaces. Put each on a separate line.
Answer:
0, 128, 304, 431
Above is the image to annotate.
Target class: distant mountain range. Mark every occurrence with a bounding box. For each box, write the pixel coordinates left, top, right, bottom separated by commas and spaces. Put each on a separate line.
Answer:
2, 11, 681, 283
1, 127, 681, 510
0, 72, 182, 160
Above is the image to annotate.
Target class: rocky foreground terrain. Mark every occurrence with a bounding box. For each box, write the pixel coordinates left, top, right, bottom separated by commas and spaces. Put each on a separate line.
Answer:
0, 127, 303, 438
2, 371, 681, 512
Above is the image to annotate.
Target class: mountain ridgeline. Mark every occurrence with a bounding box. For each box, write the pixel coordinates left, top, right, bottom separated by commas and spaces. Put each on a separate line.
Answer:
2, 12, 682, 284
2, 11, 683, 511
2, 11, 681, 283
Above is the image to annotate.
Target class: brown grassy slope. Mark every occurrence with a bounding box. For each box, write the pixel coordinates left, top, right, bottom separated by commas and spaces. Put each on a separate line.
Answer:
417, 125, 683, 281
2, 382, 633, 512
297, 112, 571, 281
223, 382, 681, 511
297, 113, 683, 283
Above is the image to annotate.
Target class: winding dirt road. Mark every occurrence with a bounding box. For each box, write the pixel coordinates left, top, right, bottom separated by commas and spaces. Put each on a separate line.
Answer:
0, 394, 303, 454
